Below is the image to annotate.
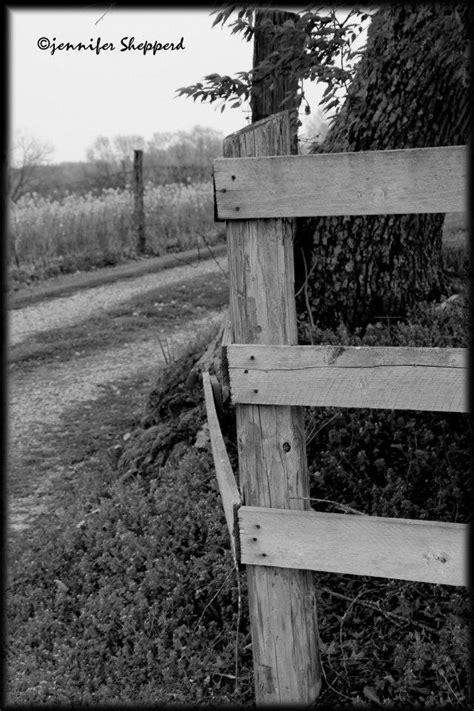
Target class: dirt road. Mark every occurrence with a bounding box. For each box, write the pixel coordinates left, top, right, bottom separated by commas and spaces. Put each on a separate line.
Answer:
8, 255, 228, 534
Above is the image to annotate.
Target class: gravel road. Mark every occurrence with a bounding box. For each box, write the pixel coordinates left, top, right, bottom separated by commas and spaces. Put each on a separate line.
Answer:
10, 256, 227, 346
8, 256, 227, 533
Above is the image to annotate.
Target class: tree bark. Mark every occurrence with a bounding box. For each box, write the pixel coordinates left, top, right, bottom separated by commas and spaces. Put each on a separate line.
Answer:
295, 5, 470, 333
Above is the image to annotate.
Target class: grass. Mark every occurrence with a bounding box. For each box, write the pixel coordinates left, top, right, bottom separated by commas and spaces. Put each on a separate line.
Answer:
8, 181, 224, 287
9, 270, 229, 368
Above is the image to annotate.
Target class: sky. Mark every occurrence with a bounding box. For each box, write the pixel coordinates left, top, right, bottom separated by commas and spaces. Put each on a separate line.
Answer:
9, 6, 333, 164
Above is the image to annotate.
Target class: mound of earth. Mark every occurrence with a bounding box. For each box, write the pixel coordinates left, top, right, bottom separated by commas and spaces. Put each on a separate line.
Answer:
116, 324, 235, 483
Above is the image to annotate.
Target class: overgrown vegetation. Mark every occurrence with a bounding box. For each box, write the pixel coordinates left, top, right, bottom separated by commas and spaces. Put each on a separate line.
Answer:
8, 181, 222, 285
8, 448, 253, 705
8, 245, 471, 705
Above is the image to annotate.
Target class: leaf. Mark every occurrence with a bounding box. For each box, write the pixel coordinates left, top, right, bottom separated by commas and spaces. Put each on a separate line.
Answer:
363, 686, 382, 705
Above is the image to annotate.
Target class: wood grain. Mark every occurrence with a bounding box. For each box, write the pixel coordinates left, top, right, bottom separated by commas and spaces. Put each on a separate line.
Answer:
214, 145, 467, 219
202, 371, 241, 563
239, 506, 467, 586
225, 110, 321, 704
227, 344, 468, 413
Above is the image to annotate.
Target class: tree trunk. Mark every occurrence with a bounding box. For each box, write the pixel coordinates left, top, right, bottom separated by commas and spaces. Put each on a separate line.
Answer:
295, 4, 470, 333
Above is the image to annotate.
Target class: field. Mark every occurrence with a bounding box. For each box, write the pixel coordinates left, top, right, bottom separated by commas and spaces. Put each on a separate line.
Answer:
8, 181, 224, 288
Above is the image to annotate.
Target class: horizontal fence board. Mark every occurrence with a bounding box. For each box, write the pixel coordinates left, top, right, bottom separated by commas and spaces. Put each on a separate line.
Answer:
214, 145, 467, 219
239, 506, 467, 586
202, 371, 241, 562
228, 345, 468, 413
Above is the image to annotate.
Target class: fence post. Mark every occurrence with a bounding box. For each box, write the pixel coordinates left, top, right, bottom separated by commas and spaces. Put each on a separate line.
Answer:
133, 149, 145, 254
224, 109, 321, 705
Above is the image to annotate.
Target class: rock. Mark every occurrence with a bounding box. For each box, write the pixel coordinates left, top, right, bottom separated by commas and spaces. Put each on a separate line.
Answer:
434, 293, 462, 313
194, 424, 210, 450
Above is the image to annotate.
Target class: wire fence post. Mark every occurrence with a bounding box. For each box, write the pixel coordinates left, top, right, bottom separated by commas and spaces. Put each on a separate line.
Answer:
133, 149, 145, 254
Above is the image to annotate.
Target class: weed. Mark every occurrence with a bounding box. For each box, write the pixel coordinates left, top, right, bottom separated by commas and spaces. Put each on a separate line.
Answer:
8, 182, 223, 282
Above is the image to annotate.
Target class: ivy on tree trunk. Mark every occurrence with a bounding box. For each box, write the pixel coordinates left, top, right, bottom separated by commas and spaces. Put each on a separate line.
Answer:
294, 4, 470, 334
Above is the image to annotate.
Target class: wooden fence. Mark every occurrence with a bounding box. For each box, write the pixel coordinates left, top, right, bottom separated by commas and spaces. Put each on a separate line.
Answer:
203, 110, 468, 705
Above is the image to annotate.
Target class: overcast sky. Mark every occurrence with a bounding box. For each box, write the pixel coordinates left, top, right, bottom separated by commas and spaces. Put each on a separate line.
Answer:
9, 6, 332, 164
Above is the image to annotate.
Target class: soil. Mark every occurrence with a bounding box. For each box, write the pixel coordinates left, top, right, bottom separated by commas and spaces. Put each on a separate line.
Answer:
8, 252, 229, 538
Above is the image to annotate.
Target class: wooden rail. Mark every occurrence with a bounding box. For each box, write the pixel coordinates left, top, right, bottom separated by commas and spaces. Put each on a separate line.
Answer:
227, 344, 468, 413
203, 374, 468, 587
206, 122, 469, 704
214, 145, 467, 219
202, 371, 241, 563
239, 506, 467, 587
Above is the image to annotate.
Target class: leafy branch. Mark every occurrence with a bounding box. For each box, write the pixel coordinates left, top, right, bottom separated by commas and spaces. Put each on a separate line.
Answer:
176, 6, 375, 118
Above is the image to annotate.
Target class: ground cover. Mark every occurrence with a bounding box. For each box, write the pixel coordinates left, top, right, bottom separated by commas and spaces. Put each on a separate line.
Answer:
6, 223, 471, 707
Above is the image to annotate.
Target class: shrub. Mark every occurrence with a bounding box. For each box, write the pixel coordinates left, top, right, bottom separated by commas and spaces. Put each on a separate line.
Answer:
302, 291, 470, 522
299, 291, 471, 706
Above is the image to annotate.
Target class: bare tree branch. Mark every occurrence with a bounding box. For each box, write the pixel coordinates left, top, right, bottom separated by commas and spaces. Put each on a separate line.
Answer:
9, 132, 53, 202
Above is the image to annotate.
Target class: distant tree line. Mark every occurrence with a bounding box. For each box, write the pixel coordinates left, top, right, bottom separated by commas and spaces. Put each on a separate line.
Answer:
9, 125, 224, 201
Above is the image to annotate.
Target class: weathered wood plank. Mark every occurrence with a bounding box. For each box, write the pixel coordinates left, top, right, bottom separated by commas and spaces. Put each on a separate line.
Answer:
228, 345, 468, 413
229, 344, 467, 369
214, 145, 467, 219
225, 110, 321, 704
239, 506, 467, 587
220, 311, 233, 404
202, 371, 241, 563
